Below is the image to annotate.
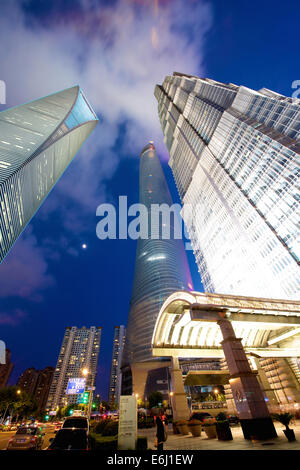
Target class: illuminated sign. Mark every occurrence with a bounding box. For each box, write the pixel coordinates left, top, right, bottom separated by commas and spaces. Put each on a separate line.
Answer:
66, 378, 86, 395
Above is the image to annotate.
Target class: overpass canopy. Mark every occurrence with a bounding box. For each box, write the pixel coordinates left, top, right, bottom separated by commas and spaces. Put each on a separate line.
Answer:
152, 291, 300, 359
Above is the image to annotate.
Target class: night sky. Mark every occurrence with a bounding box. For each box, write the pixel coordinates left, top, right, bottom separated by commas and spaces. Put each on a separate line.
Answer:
0, 0, 299, 400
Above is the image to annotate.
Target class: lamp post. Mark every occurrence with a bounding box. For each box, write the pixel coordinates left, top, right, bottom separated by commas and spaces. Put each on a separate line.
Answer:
82, 368, 93, 421
169, 392, 174, 418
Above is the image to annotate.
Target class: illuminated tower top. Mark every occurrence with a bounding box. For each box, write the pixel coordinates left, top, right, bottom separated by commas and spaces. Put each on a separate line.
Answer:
123, 143, 193, 366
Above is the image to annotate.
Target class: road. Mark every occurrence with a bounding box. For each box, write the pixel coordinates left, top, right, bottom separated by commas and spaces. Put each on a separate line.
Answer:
0, 427, 55, 450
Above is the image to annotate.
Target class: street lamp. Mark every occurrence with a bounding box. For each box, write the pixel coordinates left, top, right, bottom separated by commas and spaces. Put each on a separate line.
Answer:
0, 389, 22, 425
81, 368, 93, 421
169, 392, 174, 418
213, 388, 219, 403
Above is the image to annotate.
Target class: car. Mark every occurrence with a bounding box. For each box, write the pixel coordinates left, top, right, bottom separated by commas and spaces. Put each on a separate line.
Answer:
227, 414, 240, 425
47, 428, 90, 450
62, 416, 89, 432
189, 412, 214, 422
54, 422, 62, 434
2, 424, 18, 432
6, 426, 45, 450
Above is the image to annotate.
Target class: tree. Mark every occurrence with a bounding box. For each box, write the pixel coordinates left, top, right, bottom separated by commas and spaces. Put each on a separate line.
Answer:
148, 391, 163, 409
101, 401, 110, 412
206, 394, 214, 401
0, 386, 36, 423
63, 403, 86, 417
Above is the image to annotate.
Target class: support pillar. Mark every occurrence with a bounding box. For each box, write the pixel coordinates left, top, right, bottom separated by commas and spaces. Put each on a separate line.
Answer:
218, 318, 277, 440
169, 357, 190, 421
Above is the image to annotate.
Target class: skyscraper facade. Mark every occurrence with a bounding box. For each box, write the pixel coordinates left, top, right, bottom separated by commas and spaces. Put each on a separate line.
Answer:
122, 143, 193, 396
17, 367, 39, 396
155, 74, 300, 300
108, 325, 126, 406
155, 73, 300, 405
46, 326, 101, 412
34, 367, 55, 414
0, 86, 98, 262
17, 366, 54, 413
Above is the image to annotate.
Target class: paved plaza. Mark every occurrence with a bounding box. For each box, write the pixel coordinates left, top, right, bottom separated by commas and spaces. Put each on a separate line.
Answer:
139, 420, 300, 451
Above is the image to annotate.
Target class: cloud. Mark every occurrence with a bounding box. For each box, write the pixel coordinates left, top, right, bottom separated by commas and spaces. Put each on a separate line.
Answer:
0, 309, 27, 326
0, 227, 55, 300
0, 0, 212, 213
0, 0, 212, 309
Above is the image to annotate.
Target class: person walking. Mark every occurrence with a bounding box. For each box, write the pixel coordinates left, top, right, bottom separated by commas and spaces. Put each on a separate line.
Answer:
155, 410, 165, 451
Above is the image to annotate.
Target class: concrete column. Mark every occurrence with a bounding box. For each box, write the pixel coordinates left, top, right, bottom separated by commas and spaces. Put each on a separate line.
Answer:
169, 357, 190, 421
218, 318, 277, 440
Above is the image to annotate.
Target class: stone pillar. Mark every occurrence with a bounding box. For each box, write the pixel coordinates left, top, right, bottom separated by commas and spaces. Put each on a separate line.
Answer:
218, 318, 277, 440
169, 357, 190, 421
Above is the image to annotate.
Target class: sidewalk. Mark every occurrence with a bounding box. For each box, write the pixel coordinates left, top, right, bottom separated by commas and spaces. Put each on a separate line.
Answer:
138, 421, 300, 450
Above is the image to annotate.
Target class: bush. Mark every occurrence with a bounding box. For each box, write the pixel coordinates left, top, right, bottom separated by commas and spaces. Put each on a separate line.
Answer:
136, 436, 147, 450
216, 412, 228, 422
102, 420, 119, 436
89, 420, 98, 431
138, 417, 155, 429
272, 413, 294, 429
89, 434, 118, 451
188, 419, 201, 426
94, 419, 111, 435
148, 391, 164, 409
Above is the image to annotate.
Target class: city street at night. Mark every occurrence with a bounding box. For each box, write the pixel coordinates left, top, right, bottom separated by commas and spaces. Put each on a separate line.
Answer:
0, 0, 300, 461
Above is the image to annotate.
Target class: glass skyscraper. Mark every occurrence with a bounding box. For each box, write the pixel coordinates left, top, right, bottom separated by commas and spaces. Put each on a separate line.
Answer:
46, 326, 102, 412
155, 74, 300, 300
122, 143, 193, 394
0, 86, 98, 262
108, 325, 126, 406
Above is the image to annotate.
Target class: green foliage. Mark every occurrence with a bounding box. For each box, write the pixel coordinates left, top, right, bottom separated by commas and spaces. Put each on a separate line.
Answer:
216, 412, 228, 422
202, 417, 216, 427
206, 394, 215, 401
136, 436, 147, 450
148, 391, 164, 409
101, 401, 110, 411
217, 393, 226, 402
272, 413, 294, 429
0, 386, 37, 419
188, 419, 201, 426
138, 417, 155, 428
102, 420, 119, 436
89, 420, 98, 431
109, 402, 119, 411
94, 419, 111, 434
89, 433, 118, 451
